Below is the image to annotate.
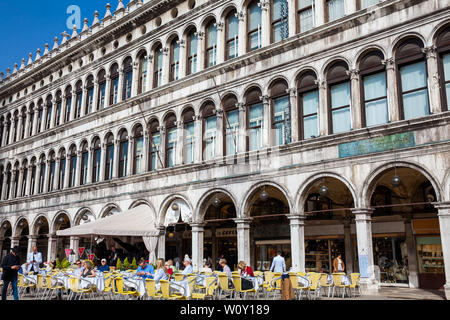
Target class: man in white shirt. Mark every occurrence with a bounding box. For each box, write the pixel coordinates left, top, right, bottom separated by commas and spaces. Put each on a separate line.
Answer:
270, 251, 286, 273
26, 246, 43, 273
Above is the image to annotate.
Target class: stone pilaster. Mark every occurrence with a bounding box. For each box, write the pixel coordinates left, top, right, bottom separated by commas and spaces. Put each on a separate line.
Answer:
288, 214, 306, 272
434, 202, 450, 300
235, 218, 252, 266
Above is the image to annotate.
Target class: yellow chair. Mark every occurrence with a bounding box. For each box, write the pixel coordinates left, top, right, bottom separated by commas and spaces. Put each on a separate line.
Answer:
159, 280, 186, 300
112, 277, 140, 300
331, 273, 351, 298
173, 273, 186, 282
35, 274, 51, 299
45, 275, 66, 300
306, 272, 322, 300
264, 272, 282, 299
319, 273, 333, 298
190, 277, 217, 300
217, 273, 235, 299
289, 272, 307, 300
18, 274, 36, 299
102, 274, 116, 300
67, 276, 94, 300
349, 273, 361, 297
145, 278, 163, 300
232, 275, 257, 300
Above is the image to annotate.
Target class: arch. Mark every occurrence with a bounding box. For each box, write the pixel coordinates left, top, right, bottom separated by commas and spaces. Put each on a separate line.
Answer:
74, 207, 96, 225
13, 216, 29, 237
30, 214, 50, 236
159, 193, 195, 226
182, 22, 198, 37
430, 20, 450, 47
360, 161, 443, 208
321, 56, 351, 77
99, 203, 122, 219
242, 181, 294, 218
195, 188, 240, 222
219, 4, 239, 21
266, 76, 290, 94
51, 211, 71, 234
389, 32, 427, 58
295, 172, 359, 213
354, 45, 387, 68
200, 14, 217, 29
292, 67, 319, 88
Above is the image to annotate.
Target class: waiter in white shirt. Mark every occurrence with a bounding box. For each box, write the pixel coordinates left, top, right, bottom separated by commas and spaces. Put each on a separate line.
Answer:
27, 246, 43, 273
270, 251, 286, 273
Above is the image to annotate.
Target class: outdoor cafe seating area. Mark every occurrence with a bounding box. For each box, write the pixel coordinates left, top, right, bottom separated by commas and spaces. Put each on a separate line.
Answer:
1, 266, 362, 300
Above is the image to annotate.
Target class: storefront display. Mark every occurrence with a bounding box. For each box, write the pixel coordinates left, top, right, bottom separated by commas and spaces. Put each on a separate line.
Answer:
305, 239, 345, 273
416, 236, 445, 289
255, 240, 291, 271
373, 236, 408, 284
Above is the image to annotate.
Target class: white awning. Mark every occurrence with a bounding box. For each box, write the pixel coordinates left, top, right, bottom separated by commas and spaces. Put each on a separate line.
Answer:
56, 205, 159, 237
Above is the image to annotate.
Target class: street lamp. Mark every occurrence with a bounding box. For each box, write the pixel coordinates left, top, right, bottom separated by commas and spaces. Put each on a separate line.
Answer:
171, 203, 179, 211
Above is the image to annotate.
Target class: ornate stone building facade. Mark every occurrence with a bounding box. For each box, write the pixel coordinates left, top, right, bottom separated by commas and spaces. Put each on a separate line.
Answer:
0, 0, 449, 297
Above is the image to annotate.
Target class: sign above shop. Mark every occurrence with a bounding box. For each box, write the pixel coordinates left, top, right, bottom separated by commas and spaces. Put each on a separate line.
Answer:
216, 228, 237, 238
338, 132, 415, 158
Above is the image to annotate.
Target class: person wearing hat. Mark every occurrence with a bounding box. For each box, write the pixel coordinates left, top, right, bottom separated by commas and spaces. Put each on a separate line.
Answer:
1, 246, 21, 300
97, 258, 110, 272
181, 256, 193, 275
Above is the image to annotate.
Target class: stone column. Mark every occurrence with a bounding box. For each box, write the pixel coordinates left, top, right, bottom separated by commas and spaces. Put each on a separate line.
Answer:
348, 69, 362, 129
17, 168, 24, 198
16, 111, 23, 142
237, 102, 247, 153
70, 236, 80, 261
288, 214, 306, 272
99, 143, 106, 182
159, 126, 166, 169
176, 121, 184, 166
127, 137, 134, 176
60, 95, 67, 125
112, 139, 120, 179
288, 88, 299, 143
157, 226, 166, 260
80, 87, 88, 117
74, 151, 82, 187
25, 165, 32, 196
105, 75, 112, 108
8, 170, 16, 200
41, 105, 48, 133
117, 68, 125, 103
11, 237, 20, 248
403, 216, 419, 288
64, 156, 71, 189
434, 202, 450, 300
178, 39, 187, 79
345, 0, 356, 15
69, 89, 77, 121
235, 218, 252, 266
237, 11, 246, 56
422, 46, 442, 114
261, 95, 271, 148
34, 163, 41, 195
215, 21, 225, 65
86, 148, 93, 184
43, 160, 50, 194
382, 58, 400, 122
1, 173, 7, 200
316, 79, 329, 136
352, 208, 378, 294
191, 223, 205, 272
315, 0, 325, 26
47, 236, 58, 261
2, 118, 8, 146
146, 55, 153, 92
161, 48, 170, 86
27, 236, 38, 255
23, 111, 31, 140
8, 114, 16, 144
343, 217, 354, 274
196, 31, 205, 73
50, 98, 57, 129
131, 62, 140, 97
93, 81, 100, 112
288, 0, 296, 38
143, 131, 150, 172
195, 115, 203, 162
215, 109, 224, 159
259, 0, 270, 47
53, 157, 61, 191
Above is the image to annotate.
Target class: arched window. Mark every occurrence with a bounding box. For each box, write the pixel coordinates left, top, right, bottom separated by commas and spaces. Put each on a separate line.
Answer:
395, 38, 429, 120
297, 0, 315, 33
186, 28, 198, 75
270, 79, 290, 145
38, 155, 46, 194
149, 119, 160, 171
327, 61, 351, 134
5, 164, 11, 200
272, 0, 289, 43
20, 160, 28, 197
55, 91, 62, 127
202, 103, 217, 160
85, 75, 95, 115
13, 163, 19, 198
64, 86, 72, 123
138, 52, 148, 94
183, 108, 196, 164
359, 50, 388, 127
36, 99, 44, 134
223, 94, 239, 156
0, 117, 4, 147
12, 111, 19, 143
297, 71, 319, 140
105, 133, 114, 181
122, 57, 133, 100
5, 114, 11, 144
80, 141, 89, 186
325, 0, 345, 23
358, 0, 382, 10
133, 125, 144, 175
153, 43, 163, 88
109, 63, 120, 105
29, 158, 36, 196
45, 95, 52, 130
97, 70, 107, 110
92, 138, 101, 183
437, 26, 450, 112
48, 151, 56, 192
68, 145, 77, 188
205, 19, 218, 68
247, 0, 262, 52
246, 87, 263, 151
170, 38, 181, 82
165, 114, 177, 168
74, 80, 83, 119
225, 9, 239, 60
58, 149, 66, 190
118, 130, 128, 178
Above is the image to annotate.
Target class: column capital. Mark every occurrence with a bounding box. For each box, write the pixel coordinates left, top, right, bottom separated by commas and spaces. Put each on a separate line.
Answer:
434, 202, 450, 215
259, 95, 270, 103
258, 0, 270, 11
287, 214, 306, 225
194, 31, 205, 39
382, 58, 395, 70
233, 217, 253, 225
422, 46, 437, 59
286, 87, 297, 97
314, 79, 327, 89
236, 102, 246, 111
351, 208, 374, 221
214, 21, 224, 32
190, 222, 206, 231
235, 11, 245, 21
346, 69, 360, 80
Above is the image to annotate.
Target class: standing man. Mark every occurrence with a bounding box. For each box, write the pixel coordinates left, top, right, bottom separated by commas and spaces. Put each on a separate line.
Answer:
108, 245, 118, 268
333, 253, 345, 273
1, 246, 21, 300
26, 245, 43, 274
270, 250, 287, 273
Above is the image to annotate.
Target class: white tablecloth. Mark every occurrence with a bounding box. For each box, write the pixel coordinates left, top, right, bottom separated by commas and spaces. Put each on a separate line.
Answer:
327, 275, 351, 286
171, 279, 191, 297
123, 277, 146, 297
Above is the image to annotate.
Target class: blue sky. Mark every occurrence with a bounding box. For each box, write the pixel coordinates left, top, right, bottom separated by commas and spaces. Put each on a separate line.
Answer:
0, 0, 111, 74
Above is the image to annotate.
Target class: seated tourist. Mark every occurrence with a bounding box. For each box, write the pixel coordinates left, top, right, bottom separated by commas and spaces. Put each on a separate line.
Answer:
181, 257, 193, 276
136, 259, 155, 279
154, 259, 169, 283
97, 259, 110, 272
